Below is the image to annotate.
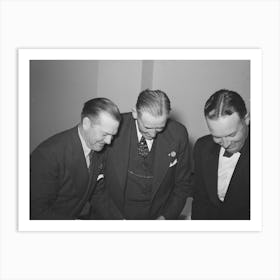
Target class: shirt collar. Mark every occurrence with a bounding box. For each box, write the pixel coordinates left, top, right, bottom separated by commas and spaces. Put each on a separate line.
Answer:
78, 126, 91, 158
134, 120, 154, 148
219, 146, 240, 159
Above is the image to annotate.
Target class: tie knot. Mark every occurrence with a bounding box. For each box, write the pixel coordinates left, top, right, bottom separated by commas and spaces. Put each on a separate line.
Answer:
140, 136, 146, 144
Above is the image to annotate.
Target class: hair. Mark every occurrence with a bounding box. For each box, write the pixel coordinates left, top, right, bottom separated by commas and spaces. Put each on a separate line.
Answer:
81, 97, 121, 123
204, 89, 247, 120
136, 89, 171, 117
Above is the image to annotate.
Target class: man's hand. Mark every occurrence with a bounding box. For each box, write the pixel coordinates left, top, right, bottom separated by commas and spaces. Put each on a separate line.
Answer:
156, 216, 166, 220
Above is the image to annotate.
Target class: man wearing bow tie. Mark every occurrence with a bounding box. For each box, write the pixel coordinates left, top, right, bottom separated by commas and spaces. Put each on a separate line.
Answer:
30, 98, 121, 220
101, 89, 193, 220
191, 89, 250, 220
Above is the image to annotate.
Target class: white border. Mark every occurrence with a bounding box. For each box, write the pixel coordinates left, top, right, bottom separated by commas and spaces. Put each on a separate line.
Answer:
18, 48, 262, 232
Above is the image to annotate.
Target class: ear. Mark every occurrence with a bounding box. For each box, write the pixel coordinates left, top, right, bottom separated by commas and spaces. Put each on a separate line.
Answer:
244, 112, 250, 125
131, 107, 138, 119
82, 117, 91, 130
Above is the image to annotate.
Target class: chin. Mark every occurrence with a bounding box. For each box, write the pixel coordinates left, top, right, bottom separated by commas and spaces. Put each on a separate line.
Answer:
227, 148, 239, 154
97, 145, 105, 151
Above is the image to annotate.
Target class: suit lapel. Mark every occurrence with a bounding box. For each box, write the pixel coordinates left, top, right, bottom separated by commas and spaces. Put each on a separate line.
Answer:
203, 142, 221, 206
69, 126, 89, 194
111, 115, 133, 192
152, 133, 173, 197
70, 127, 106, 215
223, 132, 250, 202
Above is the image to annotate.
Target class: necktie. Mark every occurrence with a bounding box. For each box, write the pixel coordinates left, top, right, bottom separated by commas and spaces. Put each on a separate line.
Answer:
223, 150, 233, 158
88, 150, 95, 172
138, 136, 149, 157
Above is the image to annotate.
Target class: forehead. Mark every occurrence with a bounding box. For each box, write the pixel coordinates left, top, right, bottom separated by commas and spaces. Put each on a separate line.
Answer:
95, 112, 119, 134
206, 112, 243, 137
139, 111, 168, 127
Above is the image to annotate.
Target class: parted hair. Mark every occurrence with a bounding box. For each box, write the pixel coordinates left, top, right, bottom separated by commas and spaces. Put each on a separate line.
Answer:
136, 89, 171, 116
204, 89, 247, 120
81, 98, 121, 123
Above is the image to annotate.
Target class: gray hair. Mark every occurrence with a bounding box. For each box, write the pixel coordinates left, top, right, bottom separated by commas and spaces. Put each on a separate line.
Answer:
136, 89, 171, 116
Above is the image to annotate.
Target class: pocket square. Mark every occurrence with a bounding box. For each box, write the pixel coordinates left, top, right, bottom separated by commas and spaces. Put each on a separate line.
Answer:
97, 174, 104, 181
169, 159, 177, 167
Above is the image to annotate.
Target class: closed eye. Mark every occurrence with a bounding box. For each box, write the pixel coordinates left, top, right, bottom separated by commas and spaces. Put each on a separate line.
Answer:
228, 132, 237, 137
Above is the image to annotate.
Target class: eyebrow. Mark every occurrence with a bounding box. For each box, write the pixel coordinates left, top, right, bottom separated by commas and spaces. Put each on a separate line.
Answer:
228, 131, 237, 136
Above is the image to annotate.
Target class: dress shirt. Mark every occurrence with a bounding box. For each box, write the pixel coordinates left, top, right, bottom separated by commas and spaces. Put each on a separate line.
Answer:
217, 147, 241, 201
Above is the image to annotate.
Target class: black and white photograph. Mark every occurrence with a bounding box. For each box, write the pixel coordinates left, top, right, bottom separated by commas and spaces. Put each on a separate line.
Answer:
18, 48, 261, 231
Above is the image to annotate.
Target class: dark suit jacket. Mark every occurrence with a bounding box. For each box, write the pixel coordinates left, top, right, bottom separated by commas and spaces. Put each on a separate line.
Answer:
191, 132, 250, 220
30, 126, 106, 220
102, 113, 193, 220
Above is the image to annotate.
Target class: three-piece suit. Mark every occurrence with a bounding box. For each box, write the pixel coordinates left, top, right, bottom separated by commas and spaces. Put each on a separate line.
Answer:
102, 113, 193, 220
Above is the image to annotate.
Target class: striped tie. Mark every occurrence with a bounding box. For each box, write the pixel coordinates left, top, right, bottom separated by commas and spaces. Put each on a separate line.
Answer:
88, 150, 95, 172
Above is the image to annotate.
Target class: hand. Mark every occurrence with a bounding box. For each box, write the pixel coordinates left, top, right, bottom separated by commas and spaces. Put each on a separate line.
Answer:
156, 216, 165, 220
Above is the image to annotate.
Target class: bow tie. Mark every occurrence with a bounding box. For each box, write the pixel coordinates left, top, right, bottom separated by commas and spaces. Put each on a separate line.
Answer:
223, 150, 233, 158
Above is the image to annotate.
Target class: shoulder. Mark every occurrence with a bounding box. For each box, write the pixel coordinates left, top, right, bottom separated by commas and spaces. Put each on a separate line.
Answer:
158, 119, 190, 149
31, 126, 78, 156
165, 119, 189, 138
116, 112, 133, 134
194, 134, 213, 152
121, 112, 132, 119
196, 134, 212, 145
120, 112, 133, 125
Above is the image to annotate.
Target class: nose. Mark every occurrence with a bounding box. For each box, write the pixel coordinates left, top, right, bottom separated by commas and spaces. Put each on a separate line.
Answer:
221, 137, 230, 148
149, 129, 157, 138
104, 135, 112, 145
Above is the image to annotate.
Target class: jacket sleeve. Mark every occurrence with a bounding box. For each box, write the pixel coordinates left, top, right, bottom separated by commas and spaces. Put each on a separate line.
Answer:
161, 127, 193, 219
90, 178, 124, 219
191, 139, 213, 219
30, 147, 72, 220
89, 151, 124, 220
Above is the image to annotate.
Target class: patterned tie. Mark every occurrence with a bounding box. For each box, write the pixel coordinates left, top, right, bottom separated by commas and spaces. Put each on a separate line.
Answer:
88, 150, 95, 172
138, 136, 149, 157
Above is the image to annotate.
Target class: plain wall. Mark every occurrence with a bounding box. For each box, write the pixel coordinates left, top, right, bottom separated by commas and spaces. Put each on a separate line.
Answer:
141, 60, 154, 90
30, 60, 99, 152
97, 60, 143, 112
30, 59, 250, 151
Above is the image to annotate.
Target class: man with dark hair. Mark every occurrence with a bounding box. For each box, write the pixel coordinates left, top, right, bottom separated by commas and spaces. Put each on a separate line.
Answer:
101, 89, 193, 220
191, 89, 250, 220
30, 98, 121, 219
